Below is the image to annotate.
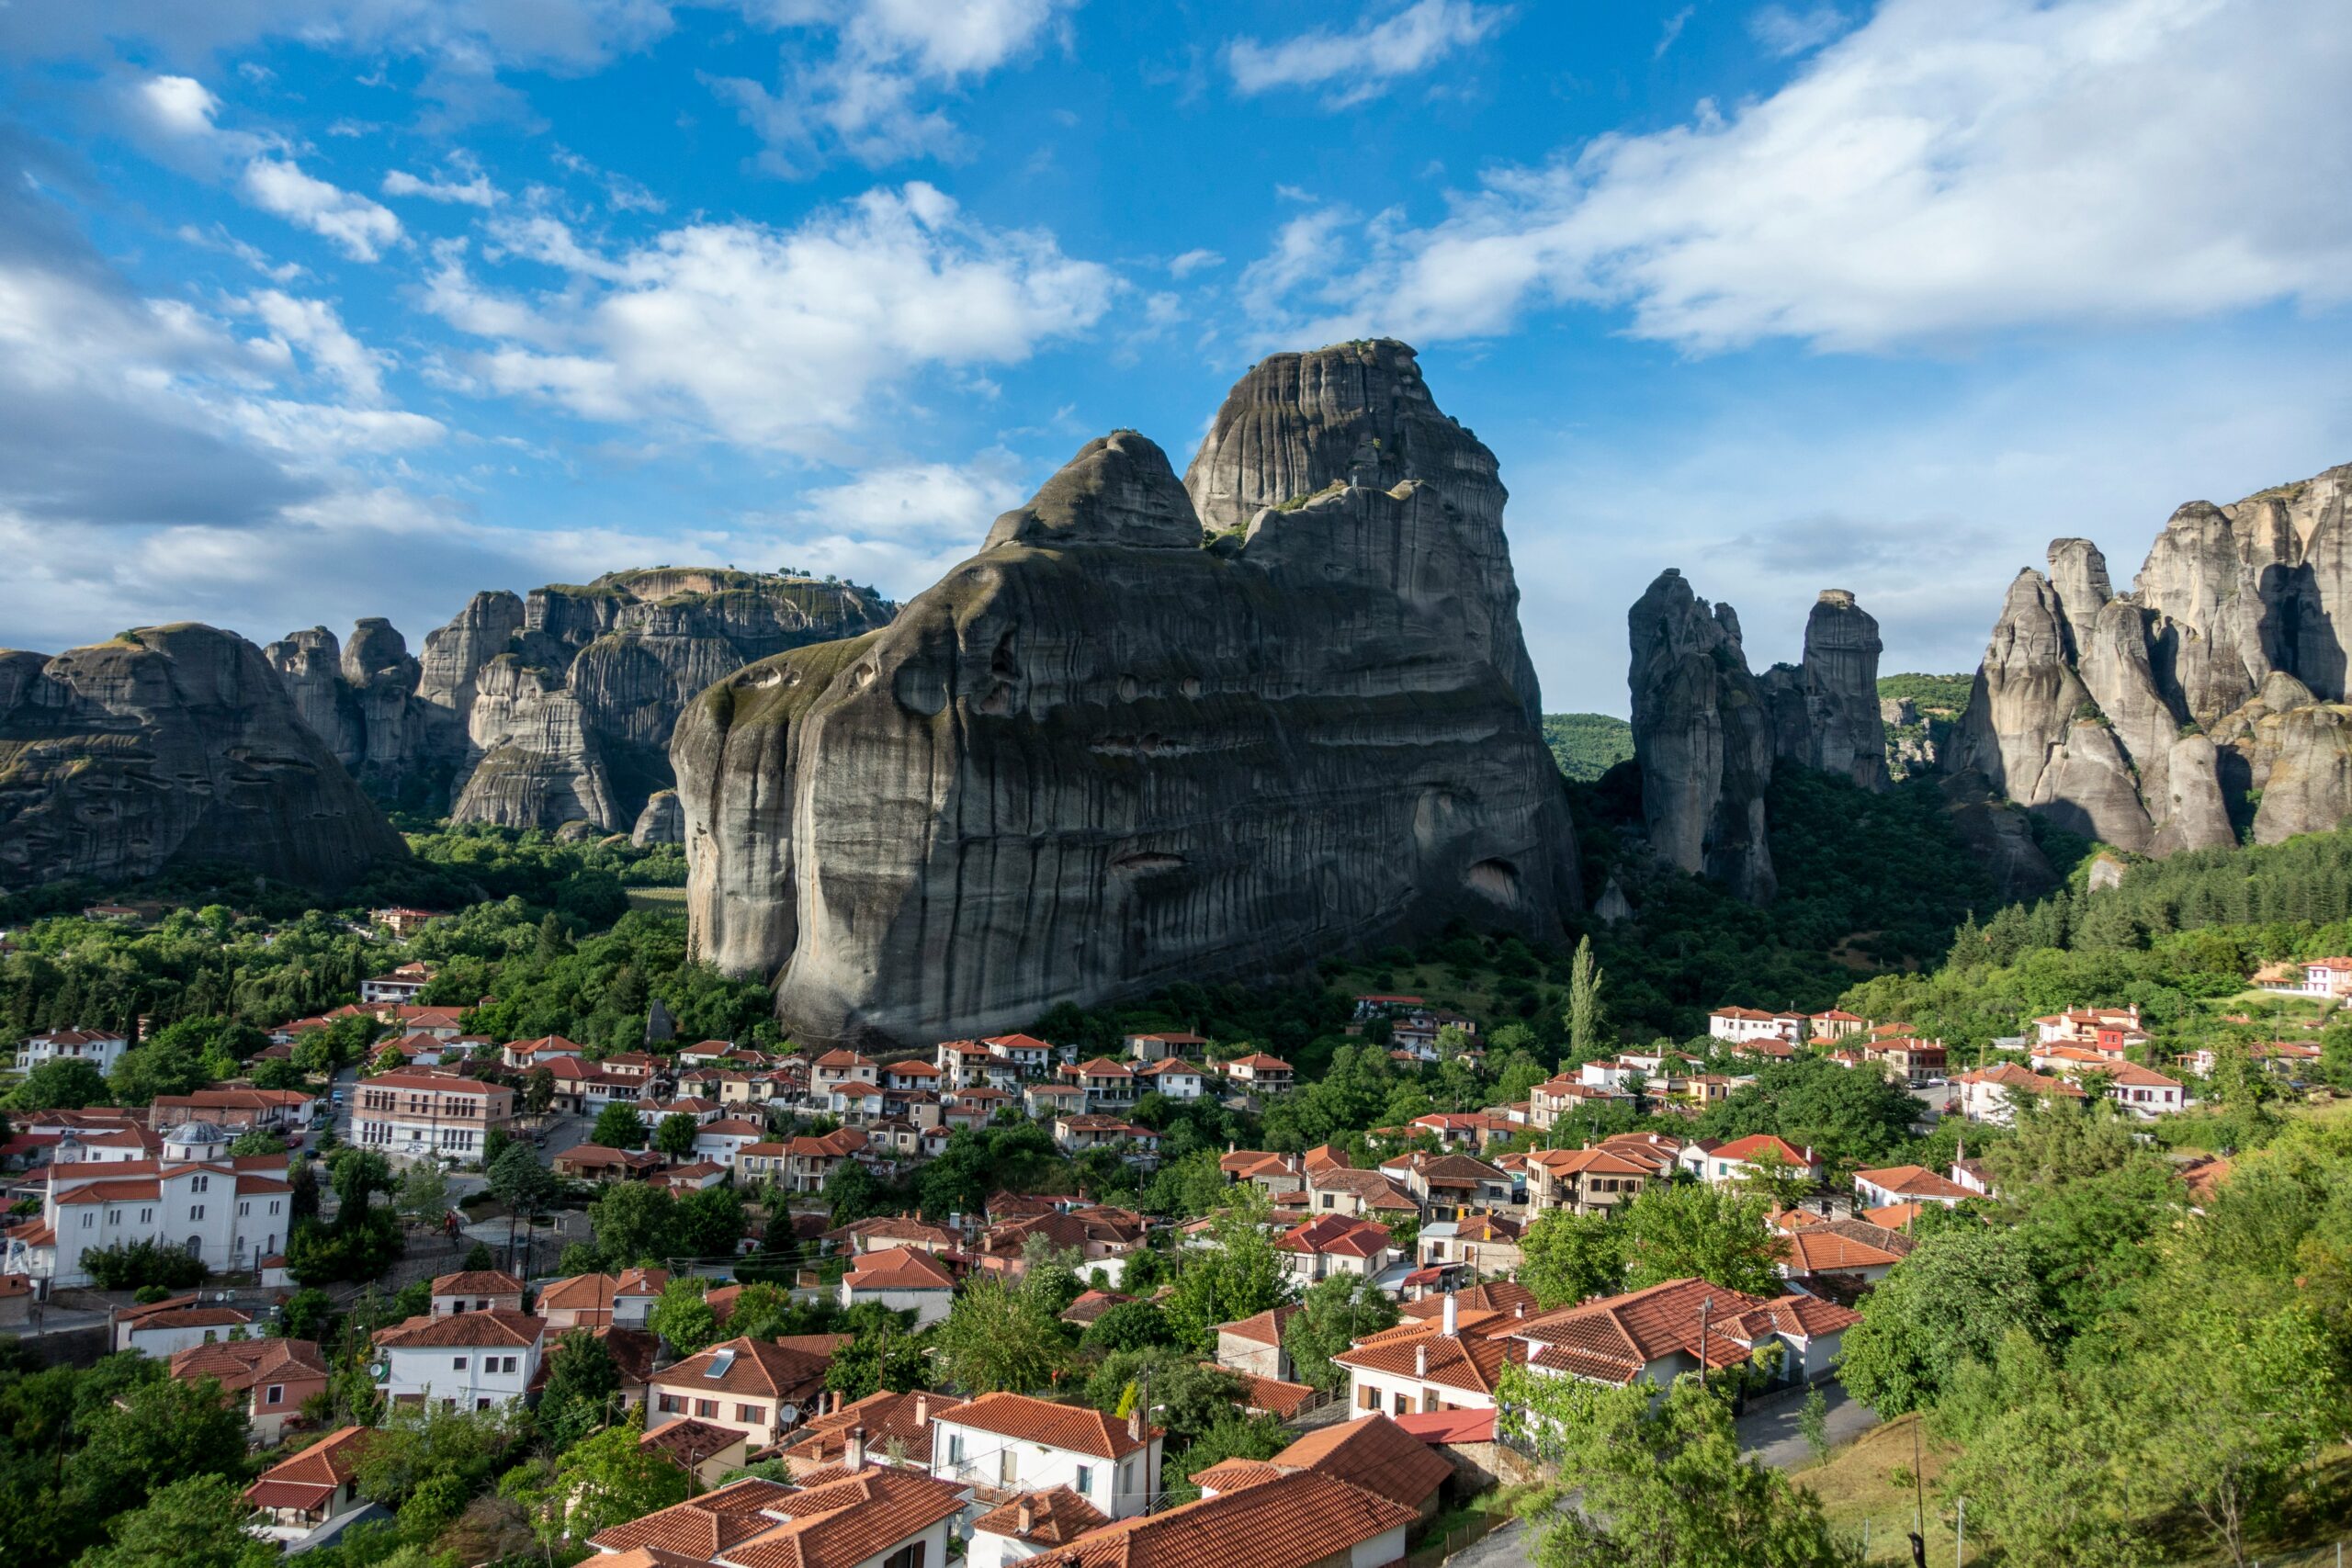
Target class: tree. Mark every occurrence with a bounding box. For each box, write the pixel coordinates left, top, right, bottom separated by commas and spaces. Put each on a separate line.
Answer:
80, 1237, 209, 1292
1159, 1188, 1292, 1353
1080, 1301, 1175, 1356
525, 1066, 557, 1117
1519, 1207, 1629, 1309
327, 1146, 394, 1213
1080, 1349, 1248, 1449
1838, 1226, 2050, 1416
1619, 1181, 1782, 1297
542, 1421, 688, 1541
1162, 1409, 1290, 1505
1498, 1367, 1856, 1568
1798, 1385, 1830, 1463
75, 1472, 277, 1568
281, 1287, 335, 1342
932, 1273, 1068, 1395
228, 1130, 286, 1157
652, 1112, 698, 1161
488, 1143, 558, 1265
1566, 935, 1607, 1059
825, 1316, 930, 1400
537, 1330, 623, 1450
355, 1402, 531, 1508
646, 1279, 719, 1357
394, 1163, 449, 1226
70, 1373, 253, 1515
1282, 1274, 1398, 1393
1935, 1335, 2138, 1568
588, 1179, 673, 1269
671, 1184, 746, 1261
592, 1103, 647, 1150
8, 1057, 109, 1110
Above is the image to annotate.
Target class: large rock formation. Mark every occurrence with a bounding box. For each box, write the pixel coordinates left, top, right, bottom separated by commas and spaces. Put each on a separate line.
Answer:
0, 625, 407, 890
1951, 463, 2352, 851
1627, 576, 1889, 902
267, 570, 893, 830
676, 342, 1579, 1048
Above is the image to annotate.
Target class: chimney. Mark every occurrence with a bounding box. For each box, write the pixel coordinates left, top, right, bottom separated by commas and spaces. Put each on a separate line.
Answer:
914, 1393, 929, 1426
1018, 1501, 1034, 1535
1442, 1292, 1458, 1337
845, 1425, 865, 1473
1415, 1342, 1429, 1377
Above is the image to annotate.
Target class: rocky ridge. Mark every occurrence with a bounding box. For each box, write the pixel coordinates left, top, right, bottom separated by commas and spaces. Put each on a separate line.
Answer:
1627, 577, 1892, 902
266, 570, 892, 831
1951, 464, 2352, 851
675, 340, 1580, 1048
0, 624, 407, 890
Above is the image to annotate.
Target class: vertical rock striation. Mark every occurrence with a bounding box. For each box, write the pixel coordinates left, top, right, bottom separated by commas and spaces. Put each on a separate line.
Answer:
676, 344, 1579, 1048
0, 625, 407, 890
1951, 462, 2352, 852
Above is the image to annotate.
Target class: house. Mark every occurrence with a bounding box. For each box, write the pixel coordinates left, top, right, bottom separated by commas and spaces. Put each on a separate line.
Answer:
1023, 1082, 1090, 1121
431, 1269, 526, 1314
692, 1117, 770, 1167
935, 1040, 1000, 1089
538, 1271, 625, 1330
2032, 1004, 2143, 1045
1219, 1148, 1306, 1196
1050, 1115, 1159, 1159
1851, 1165, 1973, 1211
553, 1144, 665, 1182
351, 1070, 516, 1166
28, 1125, 294, 1289
2099, 1061, 2189, 1119
1273, 1214, 1396, 1284
1305, 1166, 1419, 1222
359, 964, 435, 1005
1123, 1031, 1207, 1063
541, 1056, 648, 1115
1409, 1112, 1512, 1151
372, 1309, 546, 1409
1953, 1063, 2086, 1124
1222, 1053, 1295, 1095
2296, 958, 2352, 999
828, 1214, 960, 1257
1776, 1221, 1911, 1292
780, 1128, 868, 1193
1214, 1303, 1304, 1381
975, 1208, 1148, 1283
1808, 1009, 1870, 1040
2185, 1040, 2324, 1077
1195, 1412, 1452, 1522
1530, 1076, 1627, 1128
1860, 1036, 1948, 1086
811, 1051, 881, 1112
1707, 1007, 1799, 1045
967, 1487, 1112, 1568
636, 1418, 752, 1491
1418, 1212, 1523, 1276
1385, 1151, 1512, 1218
985, 1033, 1057, 1076
1131, 1058, 1206, 1100
1063, 1058, 1136, 1109
884, 1060, 944, 1091
586, 1467, 968, 1568
1684, 1134, 1821, 1188
244, 1426, 378, 1548
775, 1388, 967, 1480
930, 1392, 1162, 1517
170, 1336, 329, 1441
944, 1087, 1015, 1129
1525, 1144, 1657, 1215
503, 1035, 587, 1071
840, 1246, 957, 1326
118, 1296, 258, 1357
150, 1087, 318, 1133
1332, 1292, 1527, 1418
1352, 994, 1428, 1020
1510, 1277, 1860, 1391
14, 1028, 129, 1077
645, 1336, 845, 1448
1026, 1472, 1416, 1568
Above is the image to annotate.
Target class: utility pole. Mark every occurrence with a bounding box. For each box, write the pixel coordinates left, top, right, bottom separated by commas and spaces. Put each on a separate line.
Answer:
1697, 1297, 1713, 1391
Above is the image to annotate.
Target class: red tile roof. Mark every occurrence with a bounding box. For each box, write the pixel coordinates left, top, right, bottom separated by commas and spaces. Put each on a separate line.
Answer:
374, 1309, 545, 1348
1271, 1412, 1452, 1511
431, 1269, 525, 1296
842, 1247, 956, 1291
972, 1487, 1110, 1545
652, 1336, 838, 1400
777, 1389, 967, 1469
1019, 1470, 1414, 1568
944, 1392, 1158, 1460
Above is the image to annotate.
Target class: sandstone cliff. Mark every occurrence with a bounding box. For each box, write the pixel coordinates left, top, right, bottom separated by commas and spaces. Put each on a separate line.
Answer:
0, 625, 407, 890
268, 570, 893, 831
1627, 576, 1889, 902
676, 343, 1578, 1048
1951, 462, 2352, 852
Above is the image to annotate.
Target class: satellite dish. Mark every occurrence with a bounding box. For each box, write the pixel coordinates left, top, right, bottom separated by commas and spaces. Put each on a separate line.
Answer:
776, 1404, 800, 1427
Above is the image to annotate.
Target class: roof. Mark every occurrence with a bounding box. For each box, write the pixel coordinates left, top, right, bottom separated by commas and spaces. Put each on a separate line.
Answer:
1400, 1280, 1538, 1322
1958, 1064, 2085, 1097
778, 1390, 967, 1469
1059, 1289, 1134, 1325
653, 1336, 837, 1399
172, 1337, 328, 1393
1233, 1372, 1319, 1418
590, 1477, 805, 1554
1271, 1413, 1453, 1511
943, 1392, 1158, 1460
375, 1309, 545, 1348
244, 1425, 376, 1506
1852, 1165, 1973, 1201
1331, 1318, 1524, 1397
1512, 1279, 1766, 1384
1215, 1303, 1302, 1348
1390, 1407, 1497, 1443
638, 1418, 749, 1469
1706, 1134, 1815, 1167
842, 1247, 956, 1291
1779, 1226, 1906, 1272
539, 1273, 619, 1317
717, 1469, 971, 1568
973, 1487, 1112, 1545
1018, 1469, 1416, 1568
431, 1269, 525, 1296
1275, 1214, 1393, 1258
1225, 1053, 1293, 1072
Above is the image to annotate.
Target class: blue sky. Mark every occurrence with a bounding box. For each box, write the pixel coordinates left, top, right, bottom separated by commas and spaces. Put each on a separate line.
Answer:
3, 0, 2349, 714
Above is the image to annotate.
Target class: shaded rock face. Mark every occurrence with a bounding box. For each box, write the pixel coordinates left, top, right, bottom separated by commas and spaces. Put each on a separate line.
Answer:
632, 789, 684, 847
1951, 463, 2352, 852
268, 570, 893, 829
0, 625, 407, 890
1629, 576, 1888, 902
677, 347, 1578, 1049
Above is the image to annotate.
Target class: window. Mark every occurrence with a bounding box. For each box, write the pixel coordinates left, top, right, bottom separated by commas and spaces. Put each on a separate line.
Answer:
266, 1384, 284, 1405
239, 1202, 250, 1217
948, 1435, 965, 1465
695, 1399, 719, 1418
139, 1207, 152, 1223
737, 1404, 765, 1424
1359, 1386, 1380, 1412
999, 1449, 1018, 1486
477, 1398, 492, 1411
658, 1393, 684, 1415
189, 1205, 204, 1220
880, 1544, 927, 1568
268, 1201, 281, 1215
192, 1175, 209, 1193
1393, 1392, 1408, 1416
107, 1210, 119, 1225
1075, 1464, 1091, 1495
453, 1357, 469, 1370
81, 1213, 92, 1228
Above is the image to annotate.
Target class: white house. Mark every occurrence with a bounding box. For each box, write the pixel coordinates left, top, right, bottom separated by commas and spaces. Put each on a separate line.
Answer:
15, 1122, 292, 1288
1510, 1277, 1860, 1393
693, 1116, 771, 1167
14, 1027, 129, 1077
350, 1070, 516, 1167
1132, 1058, 1206, 1100
371, 1308, 546, 1410
840, 1246, 956, 1326
931, 1392, 1162, 1520
967, 1487, 1112, 1568
1706, 1008, 1800, 1045
1952, 1064, 2086, 1124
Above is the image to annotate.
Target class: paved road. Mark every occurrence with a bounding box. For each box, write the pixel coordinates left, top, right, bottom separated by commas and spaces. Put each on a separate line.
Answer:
1439, 1387, 1883, 1566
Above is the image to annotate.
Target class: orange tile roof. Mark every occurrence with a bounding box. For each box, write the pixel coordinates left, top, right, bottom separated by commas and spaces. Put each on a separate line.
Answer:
590, 1476, 803, 1554
1189, 1457, 1287, 1493
1214, 1303, 1302, 1348
374, 1309, 545, 1348
1021, 1470, 1415, 1568
1852, 1165, 1973, 1202
243, 1425, 376, 1507
1272, 1413, 1452, 1510
973, 1487, 1111, 1545
718, 1467, 972, 1568
1331, 1318, 1524, 1396
637, 1419, 749, 1471
842, 1247, 956, 1291
431, 1269, 525, 1296
170, 1337, 327, 1393
1400, 1281, 1537, 1322
943, 1392, 1157, 1460
1512, 1278, 1770, 1384
538, 1273, 618, 1316
1232, 1372, 1319, 1418
1779, 1229, 1905, 1272
779, 1390, 967, 1469
653, 1336, 836, 1400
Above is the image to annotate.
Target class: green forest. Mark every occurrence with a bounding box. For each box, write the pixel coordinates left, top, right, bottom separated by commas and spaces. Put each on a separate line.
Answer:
1542, 712, 1635, 780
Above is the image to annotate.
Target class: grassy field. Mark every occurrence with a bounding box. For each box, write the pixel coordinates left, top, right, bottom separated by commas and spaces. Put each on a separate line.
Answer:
625, 886, 690, 912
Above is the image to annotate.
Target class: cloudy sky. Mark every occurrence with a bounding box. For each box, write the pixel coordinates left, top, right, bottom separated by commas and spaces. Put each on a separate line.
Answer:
3, 0, 2349, 713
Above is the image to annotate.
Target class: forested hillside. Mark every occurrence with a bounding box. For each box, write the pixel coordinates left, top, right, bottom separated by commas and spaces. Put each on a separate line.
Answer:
1542, 712, 1635, 780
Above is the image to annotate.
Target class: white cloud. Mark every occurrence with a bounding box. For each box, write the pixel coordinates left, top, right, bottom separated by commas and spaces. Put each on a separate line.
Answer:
1654, 6, 1693, 59
791, 455, 1027, 532
1237, 0, 2352, 353
383, 167, 500, 207
1226, 0, 1510, 108
713, 0, 1075, 175
1747, 4, 1848, 57
239, 290, 390, 402
243, 159, 405, 261
138, 73, 221, 135
1168, 248, 1223, 278
434, 182, 1117, 456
